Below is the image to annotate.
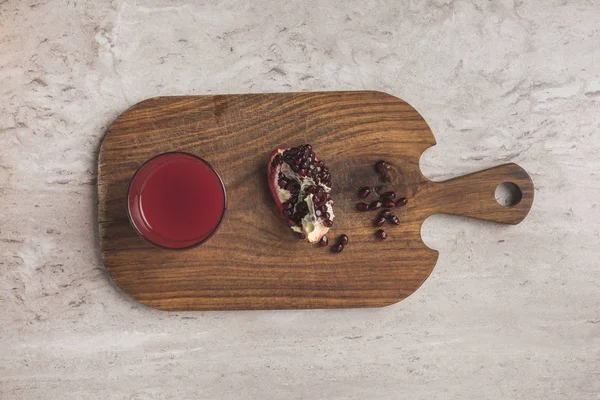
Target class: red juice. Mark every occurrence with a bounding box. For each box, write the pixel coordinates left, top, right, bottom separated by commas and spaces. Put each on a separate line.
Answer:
127, 153, 226, 249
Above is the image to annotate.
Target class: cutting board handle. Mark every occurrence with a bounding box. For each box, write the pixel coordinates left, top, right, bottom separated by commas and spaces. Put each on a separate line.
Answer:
421, 163, 534, 225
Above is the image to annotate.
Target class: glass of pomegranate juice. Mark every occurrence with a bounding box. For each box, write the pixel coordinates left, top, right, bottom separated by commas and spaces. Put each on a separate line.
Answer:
127, 152, 227, 250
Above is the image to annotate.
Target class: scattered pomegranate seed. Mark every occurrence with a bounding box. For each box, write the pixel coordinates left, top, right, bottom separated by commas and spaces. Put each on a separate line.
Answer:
375, 160, 387, 173
340, 234, 349, 246
375, 217, 386, 227
331, 243, 344, 253
376, 229, 388, 240
395, 197, 408, 207
358, 187, 371, 198
370, 200, 383, 210
324, 219, 333, 227
383, 200, 395, 208
390, 215, 400, 225
381, 191, 396, 199
380, 209, 392, 219
319, 235, 329, 246
356, 202, 370, 211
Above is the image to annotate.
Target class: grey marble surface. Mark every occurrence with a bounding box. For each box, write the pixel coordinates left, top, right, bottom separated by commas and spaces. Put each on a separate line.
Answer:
1, 0, 599, 399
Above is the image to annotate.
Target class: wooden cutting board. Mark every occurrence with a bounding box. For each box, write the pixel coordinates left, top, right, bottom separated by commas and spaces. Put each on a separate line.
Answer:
98, 91, 534, 311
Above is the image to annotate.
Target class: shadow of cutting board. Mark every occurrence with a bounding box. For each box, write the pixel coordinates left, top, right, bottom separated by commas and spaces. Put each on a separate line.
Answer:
98, 91, 534, 311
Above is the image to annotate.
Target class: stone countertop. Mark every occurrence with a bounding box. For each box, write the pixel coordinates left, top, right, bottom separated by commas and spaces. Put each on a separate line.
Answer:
1, 1, 599, 399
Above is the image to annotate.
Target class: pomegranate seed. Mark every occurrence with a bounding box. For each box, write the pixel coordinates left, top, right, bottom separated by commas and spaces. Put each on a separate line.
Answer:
323, 212, 330, 219
376, 229, 388, 240
380, 209, 392, 219
381, 191, 395, 199
358, 187, 371, 198
356, 202, 370, 211
383, 200, 395, 208
390, 215, 400, 225
278, 179, 287, 187
319, 235, 329, 246
375, 217, 386, 227
286, 219, 295, 226
370, 200, 382, 210
272, 154, 283, 167
324, 219, 333, 227
395, 197, 408, 207
331, 243, 344, 253
375, 160, 387, 173
340, 234, 349, 245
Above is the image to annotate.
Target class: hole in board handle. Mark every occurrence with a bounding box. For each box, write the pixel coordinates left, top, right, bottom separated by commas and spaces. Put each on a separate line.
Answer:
495, 182, 523, 207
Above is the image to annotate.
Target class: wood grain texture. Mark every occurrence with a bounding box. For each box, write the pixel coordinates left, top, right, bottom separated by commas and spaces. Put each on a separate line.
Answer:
98, 91, 534, 311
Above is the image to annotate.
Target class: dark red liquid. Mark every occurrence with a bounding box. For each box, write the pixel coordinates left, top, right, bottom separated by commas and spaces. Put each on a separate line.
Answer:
127, 153, 226, 249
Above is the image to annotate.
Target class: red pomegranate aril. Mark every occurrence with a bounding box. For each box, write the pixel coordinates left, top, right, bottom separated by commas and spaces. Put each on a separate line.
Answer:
356, 202, 370, 211
396, 197, 408, 207
375, 217, 386, 227
375, 160, 387, 173
358, 187, 371, 198
331, 243, 344, 253
383, 200, 395, 208
370, 200, 382, 210
319, 235, 329, 247
381, 191, 396, 199
272, 154, 283, 167
340, 234, 349, 246
390, 215, 400, 225
324, 219, 333, 227
380, 209, 392, 219
376, 229, 388, 240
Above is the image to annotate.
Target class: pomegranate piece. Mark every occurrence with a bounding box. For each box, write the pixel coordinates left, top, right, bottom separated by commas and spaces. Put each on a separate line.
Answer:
268, 144, 334, 243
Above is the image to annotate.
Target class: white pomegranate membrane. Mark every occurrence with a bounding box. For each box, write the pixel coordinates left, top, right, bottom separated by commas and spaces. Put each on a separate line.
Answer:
268, 144, 334, 243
